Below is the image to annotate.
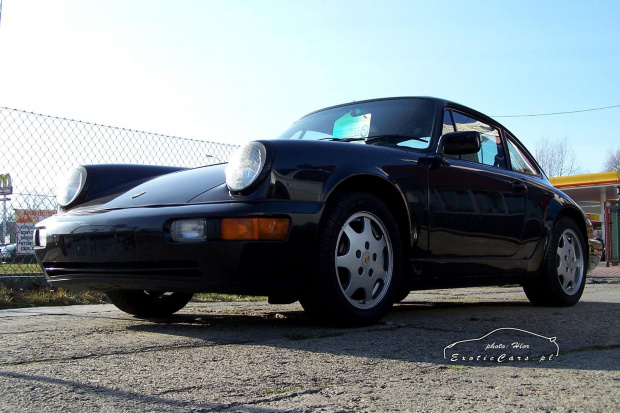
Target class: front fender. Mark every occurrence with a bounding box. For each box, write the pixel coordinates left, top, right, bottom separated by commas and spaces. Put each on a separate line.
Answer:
65, 164, 188, 210
265, 139, 426, 253
265, 139, 412, 202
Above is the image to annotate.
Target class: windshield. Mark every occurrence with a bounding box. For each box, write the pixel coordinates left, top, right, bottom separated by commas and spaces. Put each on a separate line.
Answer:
277, 98, 438, 150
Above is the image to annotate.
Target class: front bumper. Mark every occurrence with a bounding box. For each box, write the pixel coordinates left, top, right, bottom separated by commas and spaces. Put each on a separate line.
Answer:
34, 201, 322, 295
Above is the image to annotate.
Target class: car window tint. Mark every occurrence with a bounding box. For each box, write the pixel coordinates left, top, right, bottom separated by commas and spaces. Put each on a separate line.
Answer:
450, 111, 506, 169
506, 137, 538, 175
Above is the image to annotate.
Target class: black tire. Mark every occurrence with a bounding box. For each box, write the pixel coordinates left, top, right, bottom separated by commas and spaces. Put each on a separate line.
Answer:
300, 191, 403, 326
394, 287, 411, 303
106, 290, 194, 317
523, 216, 586, 307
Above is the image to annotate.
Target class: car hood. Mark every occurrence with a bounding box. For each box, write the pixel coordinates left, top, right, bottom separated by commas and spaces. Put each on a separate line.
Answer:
101, 164, 227, 209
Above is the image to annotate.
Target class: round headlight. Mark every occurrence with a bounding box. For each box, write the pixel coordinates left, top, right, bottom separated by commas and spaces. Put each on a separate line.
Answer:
225, 142, 267, 192
56, 166, 87, 207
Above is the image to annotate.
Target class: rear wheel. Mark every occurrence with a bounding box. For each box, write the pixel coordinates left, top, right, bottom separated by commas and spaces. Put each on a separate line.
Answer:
106, 290, 194, 317
300, 191, 403, 326
523, 216, 586, 307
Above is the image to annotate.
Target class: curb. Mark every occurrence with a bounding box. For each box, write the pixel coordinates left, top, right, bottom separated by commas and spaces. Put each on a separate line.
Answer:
587, 277, 620, 284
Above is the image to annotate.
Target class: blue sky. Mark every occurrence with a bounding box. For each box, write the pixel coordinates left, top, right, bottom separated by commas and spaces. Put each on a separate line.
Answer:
1, 0, 619, 173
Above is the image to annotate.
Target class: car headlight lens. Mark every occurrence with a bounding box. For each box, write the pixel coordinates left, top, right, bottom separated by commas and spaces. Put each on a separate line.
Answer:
225, 142, 267, 192
56, 166, 87, 207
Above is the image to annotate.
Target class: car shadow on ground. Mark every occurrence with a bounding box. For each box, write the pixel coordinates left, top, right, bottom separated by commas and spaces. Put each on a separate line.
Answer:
124, 298, 620, 372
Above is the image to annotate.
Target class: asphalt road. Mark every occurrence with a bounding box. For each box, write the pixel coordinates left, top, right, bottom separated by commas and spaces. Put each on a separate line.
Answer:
1, 283, 619, 412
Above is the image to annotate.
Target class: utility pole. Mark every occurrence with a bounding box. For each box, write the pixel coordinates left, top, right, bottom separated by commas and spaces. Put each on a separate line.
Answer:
1, 173, 13, 244
1, 195, 8, 244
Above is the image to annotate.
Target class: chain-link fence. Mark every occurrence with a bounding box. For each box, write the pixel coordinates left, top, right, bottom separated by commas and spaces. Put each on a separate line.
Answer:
0, 107, 239, 278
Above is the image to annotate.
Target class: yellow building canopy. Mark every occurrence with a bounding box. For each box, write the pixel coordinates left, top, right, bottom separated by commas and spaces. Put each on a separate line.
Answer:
549, 171, 620, 215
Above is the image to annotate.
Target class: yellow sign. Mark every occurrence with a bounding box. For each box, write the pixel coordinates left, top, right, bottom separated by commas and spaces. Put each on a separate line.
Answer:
0, 173, 12, 195
549, 171, 620, 188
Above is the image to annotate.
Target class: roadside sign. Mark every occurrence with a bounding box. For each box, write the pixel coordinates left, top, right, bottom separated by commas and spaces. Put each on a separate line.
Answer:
15, 209, 56, 254
0, 173, 12, 195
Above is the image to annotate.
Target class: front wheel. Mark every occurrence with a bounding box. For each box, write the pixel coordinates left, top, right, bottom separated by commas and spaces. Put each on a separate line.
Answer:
106, 290, 194, 317
523, 216, 586, 307
300, 191, 403, 326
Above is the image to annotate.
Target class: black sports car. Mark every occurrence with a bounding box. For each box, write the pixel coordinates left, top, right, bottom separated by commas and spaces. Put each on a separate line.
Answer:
34, 97, 602, 325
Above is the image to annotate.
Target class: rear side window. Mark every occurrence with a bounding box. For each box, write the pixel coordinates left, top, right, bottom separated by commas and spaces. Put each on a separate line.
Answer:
506, 137, 538, 175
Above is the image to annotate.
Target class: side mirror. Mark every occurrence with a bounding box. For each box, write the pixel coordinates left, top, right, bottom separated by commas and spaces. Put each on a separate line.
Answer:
440, 131, 481, 155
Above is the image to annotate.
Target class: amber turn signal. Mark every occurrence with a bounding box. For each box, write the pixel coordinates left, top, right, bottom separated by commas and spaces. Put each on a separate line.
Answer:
221, 218, 290, 241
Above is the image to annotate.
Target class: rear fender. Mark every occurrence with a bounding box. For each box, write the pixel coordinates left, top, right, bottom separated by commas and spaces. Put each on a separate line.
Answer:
531, 198, 589, 274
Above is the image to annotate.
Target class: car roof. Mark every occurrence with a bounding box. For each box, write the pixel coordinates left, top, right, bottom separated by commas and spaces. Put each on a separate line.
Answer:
298, 96, 501, 126
296, 96, 505, 135
292, 96, 541, 175
299, 96, 451, 119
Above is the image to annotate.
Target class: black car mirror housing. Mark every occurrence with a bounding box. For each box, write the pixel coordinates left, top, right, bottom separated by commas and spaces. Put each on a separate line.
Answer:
440, 131, 481, 155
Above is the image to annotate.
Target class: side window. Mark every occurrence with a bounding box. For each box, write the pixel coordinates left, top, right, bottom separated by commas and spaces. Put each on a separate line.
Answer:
451, 111, 506, 169
442, 110, 455, 135
442, 111, 457, 159
506, 136, 538, 175
479, 133, 506, 168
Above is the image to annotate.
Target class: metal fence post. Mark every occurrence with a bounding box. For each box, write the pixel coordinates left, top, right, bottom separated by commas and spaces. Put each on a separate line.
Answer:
608, 201, 620, 265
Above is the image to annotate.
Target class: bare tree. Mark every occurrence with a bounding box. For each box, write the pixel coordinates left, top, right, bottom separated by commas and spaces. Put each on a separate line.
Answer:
603, 148, 620, 171
534, 137, 581, 177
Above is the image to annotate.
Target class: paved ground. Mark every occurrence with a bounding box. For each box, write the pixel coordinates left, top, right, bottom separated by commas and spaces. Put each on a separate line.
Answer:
589, 261, 620, 279
1, 283, 619, 412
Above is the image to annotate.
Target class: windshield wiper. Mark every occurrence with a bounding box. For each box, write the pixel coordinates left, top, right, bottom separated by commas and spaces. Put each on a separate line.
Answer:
319, 134, 428, 143
363, 134, 428, 143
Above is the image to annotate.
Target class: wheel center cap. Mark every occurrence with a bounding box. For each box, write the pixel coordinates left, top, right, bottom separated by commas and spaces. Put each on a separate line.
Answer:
362, 252, 371, 268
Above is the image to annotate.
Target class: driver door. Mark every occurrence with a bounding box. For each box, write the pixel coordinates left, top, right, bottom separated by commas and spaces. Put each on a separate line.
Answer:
427, 110, 527, 273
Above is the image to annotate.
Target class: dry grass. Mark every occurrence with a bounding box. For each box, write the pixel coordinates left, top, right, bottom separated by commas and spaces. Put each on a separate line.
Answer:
0, 285, 265, 310
0, 284, 110, 309
193, 293, 266, 302
0, 263, 43, 274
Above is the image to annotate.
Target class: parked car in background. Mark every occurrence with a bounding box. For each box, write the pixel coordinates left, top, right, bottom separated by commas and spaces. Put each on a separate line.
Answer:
33, 96, 603, 325
1, 243, 16, 263
1, 244, 37, 264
